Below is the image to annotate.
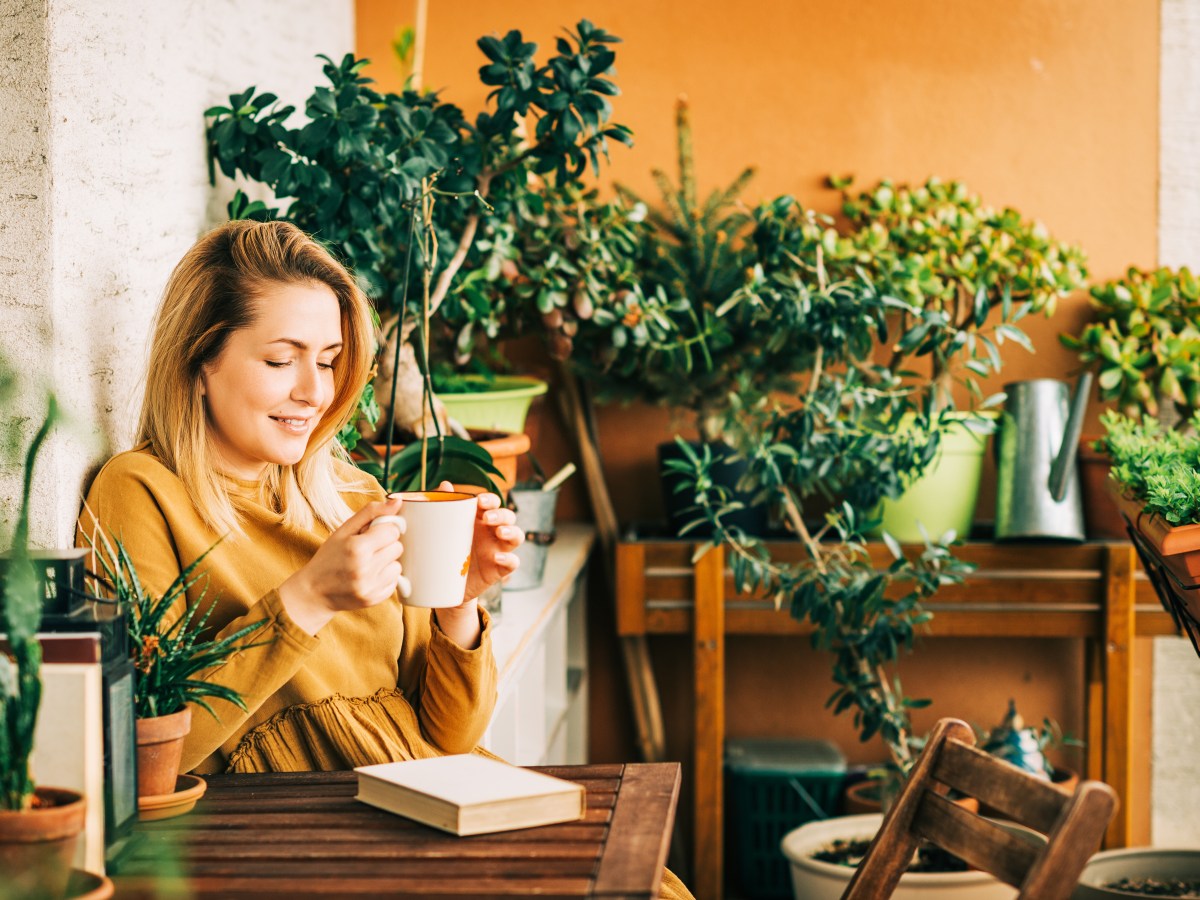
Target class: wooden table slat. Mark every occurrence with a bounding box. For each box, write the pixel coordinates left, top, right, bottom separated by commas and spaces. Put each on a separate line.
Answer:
114, 874, 595, 898
592, 762, 681, 897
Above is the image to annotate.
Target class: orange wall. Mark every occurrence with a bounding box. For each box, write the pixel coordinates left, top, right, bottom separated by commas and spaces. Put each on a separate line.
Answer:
358, 0, 1158, 843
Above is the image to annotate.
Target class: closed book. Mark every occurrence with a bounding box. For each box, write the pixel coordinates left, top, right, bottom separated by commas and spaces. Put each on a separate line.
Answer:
354, 754, 586, 836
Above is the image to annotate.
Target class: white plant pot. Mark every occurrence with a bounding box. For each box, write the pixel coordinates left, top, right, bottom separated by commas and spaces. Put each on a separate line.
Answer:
1073, 847, 1200, 898
781, 813, 1026, 900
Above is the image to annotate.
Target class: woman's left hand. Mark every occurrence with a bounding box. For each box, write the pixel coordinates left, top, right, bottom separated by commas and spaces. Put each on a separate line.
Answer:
438, 482, 523, 602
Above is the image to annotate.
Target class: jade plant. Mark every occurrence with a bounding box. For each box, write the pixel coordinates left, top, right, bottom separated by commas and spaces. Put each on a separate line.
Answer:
1061, 267, 1200, 422
0, 368, 59, 811
829, 176, 1089, 410
205, 22, 632, 458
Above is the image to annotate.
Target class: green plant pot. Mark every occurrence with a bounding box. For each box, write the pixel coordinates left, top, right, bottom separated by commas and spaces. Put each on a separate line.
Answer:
874, 416, 994, 543
437, 376, 548, 433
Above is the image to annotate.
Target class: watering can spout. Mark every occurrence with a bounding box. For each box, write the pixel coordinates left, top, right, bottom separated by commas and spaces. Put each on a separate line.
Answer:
1048, 371, 1095, 503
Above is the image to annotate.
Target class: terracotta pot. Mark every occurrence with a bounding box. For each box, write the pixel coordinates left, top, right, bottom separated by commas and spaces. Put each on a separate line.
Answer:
0, 786, 86, 900
369, 429, 530, 499
1078, 438, 1127, 540
1110, 484, 1200, 582
135, 706, 192, 798
841, 778, 980, 815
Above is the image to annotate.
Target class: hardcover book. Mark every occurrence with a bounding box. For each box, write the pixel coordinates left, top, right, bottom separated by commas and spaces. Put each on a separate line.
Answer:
354, 754, 586, 836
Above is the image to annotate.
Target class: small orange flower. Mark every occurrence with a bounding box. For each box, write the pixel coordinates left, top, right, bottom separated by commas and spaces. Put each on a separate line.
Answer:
137, 635, 162, 674
622, 306, 643, 328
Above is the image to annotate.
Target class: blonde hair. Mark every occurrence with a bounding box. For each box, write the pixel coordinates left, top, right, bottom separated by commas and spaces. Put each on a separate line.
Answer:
138, 219, 375, 536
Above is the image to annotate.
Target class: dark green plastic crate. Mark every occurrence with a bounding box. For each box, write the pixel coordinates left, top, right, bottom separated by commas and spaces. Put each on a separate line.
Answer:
725, 738, 846, 899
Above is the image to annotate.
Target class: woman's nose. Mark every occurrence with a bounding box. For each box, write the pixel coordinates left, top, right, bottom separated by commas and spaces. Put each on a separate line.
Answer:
292, 362, 327, 406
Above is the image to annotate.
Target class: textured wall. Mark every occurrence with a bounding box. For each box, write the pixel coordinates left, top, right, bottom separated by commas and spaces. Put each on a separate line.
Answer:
0, 0, 353, 546
1153, 0, 1200, 847
0, 0, 53, 536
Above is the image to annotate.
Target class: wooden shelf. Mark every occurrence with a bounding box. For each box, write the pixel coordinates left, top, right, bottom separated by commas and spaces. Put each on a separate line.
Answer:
616, 537, 1176, 900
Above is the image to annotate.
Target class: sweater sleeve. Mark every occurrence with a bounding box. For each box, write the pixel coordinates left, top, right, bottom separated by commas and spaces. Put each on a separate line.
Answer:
77, 453, 321, 772
397, 605, 498, 755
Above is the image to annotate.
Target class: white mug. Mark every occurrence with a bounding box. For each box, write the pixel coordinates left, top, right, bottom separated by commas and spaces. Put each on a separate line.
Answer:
369, 490, 477, 608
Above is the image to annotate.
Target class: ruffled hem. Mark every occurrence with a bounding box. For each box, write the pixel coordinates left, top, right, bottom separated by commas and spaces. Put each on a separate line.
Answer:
226, 687, 448, 773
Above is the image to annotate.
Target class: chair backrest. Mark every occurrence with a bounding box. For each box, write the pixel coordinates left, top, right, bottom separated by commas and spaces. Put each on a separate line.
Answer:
842, 717, 1117, 900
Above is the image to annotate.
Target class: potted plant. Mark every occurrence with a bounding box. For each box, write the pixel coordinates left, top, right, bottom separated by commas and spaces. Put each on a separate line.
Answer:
663, 187, 1076, 895
975, 699, 1081, 814
1061, 266, 1200, 538
84, 536, 266, 800
829, 175, 1089, 541
1097, 409, 1200, 653
0, 381, 88, 900
205, 21, 633, 493
570, 98, 832, 534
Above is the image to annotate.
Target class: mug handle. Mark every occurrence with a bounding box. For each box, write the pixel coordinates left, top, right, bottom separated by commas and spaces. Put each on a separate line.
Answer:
368, 515, 412, 598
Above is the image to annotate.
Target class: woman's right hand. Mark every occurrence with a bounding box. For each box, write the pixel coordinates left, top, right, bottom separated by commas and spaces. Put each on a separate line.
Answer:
277, 497, 406, 635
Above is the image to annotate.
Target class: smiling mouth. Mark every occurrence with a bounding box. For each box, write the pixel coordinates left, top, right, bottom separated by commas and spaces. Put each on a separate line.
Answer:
271, 416, 313, 433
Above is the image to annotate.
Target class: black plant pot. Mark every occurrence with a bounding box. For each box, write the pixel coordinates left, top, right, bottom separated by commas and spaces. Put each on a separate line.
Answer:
657, 441, 769, 537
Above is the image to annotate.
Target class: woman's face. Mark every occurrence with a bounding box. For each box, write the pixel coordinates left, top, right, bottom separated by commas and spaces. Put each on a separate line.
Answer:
201, 281, 343, 480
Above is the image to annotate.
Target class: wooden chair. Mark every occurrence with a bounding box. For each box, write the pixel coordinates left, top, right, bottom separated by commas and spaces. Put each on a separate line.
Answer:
842, 717, 1118, 900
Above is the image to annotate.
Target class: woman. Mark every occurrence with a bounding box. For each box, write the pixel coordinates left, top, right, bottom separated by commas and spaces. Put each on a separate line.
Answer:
79, 219, 519, 774
80, 220, 693, 900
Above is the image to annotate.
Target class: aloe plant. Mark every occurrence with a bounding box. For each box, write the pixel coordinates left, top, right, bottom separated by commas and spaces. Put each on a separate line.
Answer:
86, 535, 267, 720
0, 388, 59, 811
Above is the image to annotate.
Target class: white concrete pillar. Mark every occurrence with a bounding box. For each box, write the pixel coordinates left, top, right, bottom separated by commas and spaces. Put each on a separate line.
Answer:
1154, 0, 1200, 847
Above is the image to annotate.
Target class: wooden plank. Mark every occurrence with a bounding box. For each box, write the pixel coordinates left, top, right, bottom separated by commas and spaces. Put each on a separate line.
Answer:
932, 740, 1069, 834
1103, 544, 1136, 848
617, 543, 648, 636
646, 607, 1102, 638
593, 763, 681, 898
1085, 639, 1105, 783
913, 791, 1038, 888
692, 545, 725, 900
112, 874, 593, 898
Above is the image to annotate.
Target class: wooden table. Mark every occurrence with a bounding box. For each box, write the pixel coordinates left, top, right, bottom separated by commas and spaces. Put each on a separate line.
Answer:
616, 537, 1179, 900
111, 763, 680, 898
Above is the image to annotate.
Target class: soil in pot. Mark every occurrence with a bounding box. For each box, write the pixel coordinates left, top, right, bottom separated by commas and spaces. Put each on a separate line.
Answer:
813, 836, 971, 874
1100, 878, 1200, 897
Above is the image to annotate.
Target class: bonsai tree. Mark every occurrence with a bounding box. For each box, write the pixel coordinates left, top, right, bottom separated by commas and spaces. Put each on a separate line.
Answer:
1061, 266, 1200, 424
667, 182, 1086, 786
0, 380, 59, 812
205, 21, 632, 450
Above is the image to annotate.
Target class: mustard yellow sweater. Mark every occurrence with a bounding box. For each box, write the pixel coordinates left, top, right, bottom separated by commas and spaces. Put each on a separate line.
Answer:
78, 448, 497, 775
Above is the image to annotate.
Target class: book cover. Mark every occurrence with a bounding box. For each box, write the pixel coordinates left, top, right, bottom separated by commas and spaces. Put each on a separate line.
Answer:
354, 754, 586, 836
32, 633, 105, 874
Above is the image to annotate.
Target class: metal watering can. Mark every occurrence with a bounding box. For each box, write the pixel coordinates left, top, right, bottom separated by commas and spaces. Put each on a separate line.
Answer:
994, 373, 1094, 541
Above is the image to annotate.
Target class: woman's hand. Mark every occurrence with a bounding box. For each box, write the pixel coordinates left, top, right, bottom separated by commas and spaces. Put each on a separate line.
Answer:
462, 485, 523, 601
278, 497, 406, 635
427, 482, 521, 649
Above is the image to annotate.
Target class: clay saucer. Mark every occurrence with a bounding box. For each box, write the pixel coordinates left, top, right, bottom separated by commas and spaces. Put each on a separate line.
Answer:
138, 773, 207, 821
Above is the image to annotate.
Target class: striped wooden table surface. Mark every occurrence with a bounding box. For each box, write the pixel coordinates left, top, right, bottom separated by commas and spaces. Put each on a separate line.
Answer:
111, 763, 680, 899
